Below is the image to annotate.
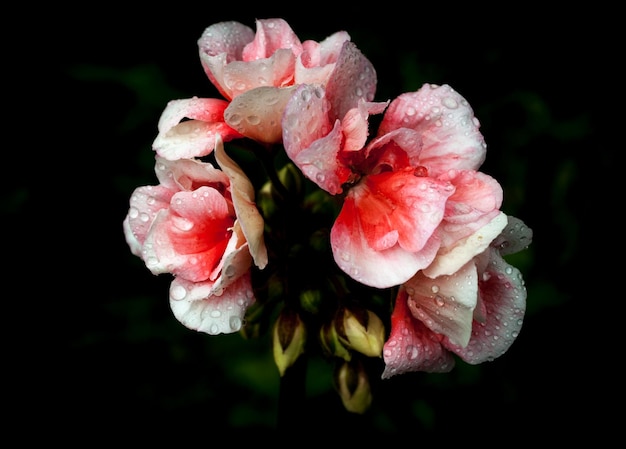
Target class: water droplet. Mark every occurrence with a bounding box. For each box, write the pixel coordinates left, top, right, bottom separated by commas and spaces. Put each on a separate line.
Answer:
170, 285, 187, 300
172, 216, 194, 231
405, 345, 418, 359
229, 316, 242, 331
442, 97, 458, 109
246, 115, 261, 125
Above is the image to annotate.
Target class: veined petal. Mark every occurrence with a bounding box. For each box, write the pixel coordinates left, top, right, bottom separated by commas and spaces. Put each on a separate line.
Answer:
382, 288, 456, 379
153, 156, 229, 191
143, 187, 234, 282
357, 170, 454, 252
198, 21, 256, 99
123, 216, 142, 257
152, 98, 243, 160
405, 261, 478, 348
295, 31, 351, 85
341, 100, 388, 153
214, 137, 268, 269
224, 86, 296, 143
242, 18, 303, 60
283, 84, 350, 194
124, 185, 173, 252
169, 271, 256, 335
325, 41, 377, 120
423, 211, 508, 278
222, 49, 296, 98
378, 84, 486, 174
490, 215, 533, 256
442, 170, 503, 225
331, 196, 441, 288
445, 245, 527, 364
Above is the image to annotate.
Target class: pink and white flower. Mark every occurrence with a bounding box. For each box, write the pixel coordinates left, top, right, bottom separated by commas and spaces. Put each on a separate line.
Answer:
154, 18, 375, 160
123, 137, 267, 334
284, 82, 503, 288
381, 215, 533, 378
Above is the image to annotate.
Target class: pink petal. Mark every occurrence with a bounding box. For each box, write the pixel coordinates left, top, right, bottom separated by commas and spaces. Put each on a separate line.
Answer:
153, 156, 230, 191
169, 271, 256, 335
341, 100, 388, 153
442, 170, 503, 225
405, 261, 478, 348
378, 84, 486, 173
242, 18, 303, 60
124, 185, 173, 251
356, 170, 453, 252
122, 216, 142, 257
445, 245, 527, 364
423, 211, 507, 278
382, 288, 456, 379
330, 195, 441, 288
152, 98, 243, 160
214, 137, 268, 269
491, 215, 533, 256
283, 84, 349, 194
223, 86, 296, 144
295, 31, 351, 85
325, 41, 377, 120
222, 49, 296, 98
143, 187, 233, 282
198, 21, 256, 99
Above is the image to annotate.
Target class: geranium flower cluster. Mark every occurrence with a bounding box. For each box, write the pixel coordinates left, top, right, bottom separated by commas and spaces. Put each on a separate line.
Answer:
123, 18, 532, 413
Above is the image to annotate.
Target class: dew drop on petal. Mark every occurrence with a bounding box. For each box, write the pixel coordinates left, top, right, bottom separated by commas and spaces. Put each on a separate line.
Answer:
229, 316, 242, 331
405, 345, 418, 360
170, 285, 187, 300
128, 207, 139, 219
442, 97, 459, 109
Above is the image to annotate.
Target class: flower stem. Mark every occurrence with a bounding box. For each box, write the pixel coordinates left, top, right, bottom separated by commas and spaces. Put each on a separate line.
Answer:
276, 354, 307, 431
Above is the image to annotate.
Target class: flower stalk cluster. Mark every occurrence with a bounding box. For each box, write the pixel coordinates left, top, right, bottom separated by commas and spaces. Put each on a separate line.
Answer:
123, 18, 533, 414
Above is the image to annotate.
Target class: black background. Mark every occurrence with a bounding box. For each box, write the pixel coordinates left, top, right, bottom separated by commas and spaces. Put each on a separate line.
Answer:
11, 4, 616, 444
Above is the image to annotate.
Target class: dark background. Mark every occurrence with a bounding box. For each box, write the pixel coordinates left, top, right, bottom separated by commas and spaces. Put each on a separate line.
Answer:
12, 5, 616, 443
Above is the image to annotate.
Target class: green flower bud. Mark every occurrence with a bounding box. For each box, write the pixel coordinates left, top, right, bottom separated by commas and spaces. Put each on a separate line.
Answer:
334, 359, 372, 414
257, 179, 278, 219
277, 162, 303, 198
340, 308, 385, 358
319, 320, 352, 361
272, 308, 307, 377
299, 289, 323, 315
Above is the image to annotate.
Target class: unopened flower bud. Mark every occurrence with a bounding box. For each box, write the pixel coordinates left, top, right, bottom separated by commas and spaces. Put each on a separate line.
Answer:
334, 359, 372, 414
272, 308, 307, 376
258, 180, 278, 219
340, 308, 385, 358
277, 162, 303, 198
319, 320, 352, 361
299, 289, 323, 315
